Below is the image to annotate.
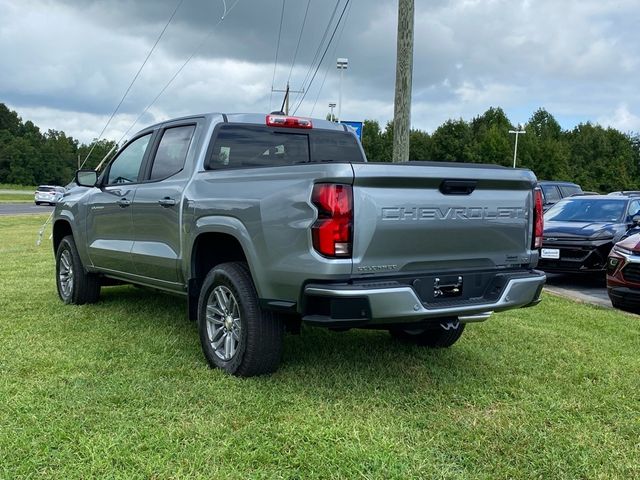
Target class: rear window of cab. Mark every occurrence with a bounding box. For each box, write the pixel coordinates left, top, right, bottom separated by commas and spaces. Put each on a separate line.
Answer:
206, 124, 364, 170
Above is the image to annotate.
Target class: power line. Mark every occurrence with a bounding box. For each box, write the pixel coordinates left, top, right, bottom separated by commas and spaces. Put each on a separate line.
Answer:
310, 0, 352, 116
117, 0, 242, 145
291, 0, 340, 108
292, 0, 350, 115
287, 0, 310, 83
80, 0, 184, 169
269, 0, 286, 111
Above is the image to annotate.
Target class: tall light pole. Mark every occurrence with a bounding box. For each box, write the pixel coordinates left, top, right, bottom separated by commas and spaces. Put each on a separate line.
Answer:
336, 58, 348, 122
329, 102, 336, 121
508, 125, 526, 168
392, 0, 415, 163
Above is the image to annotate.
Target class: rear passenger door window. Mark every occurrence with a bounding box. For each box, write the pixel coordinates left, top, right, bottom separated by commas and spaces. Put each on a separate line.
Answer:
541, 185, 561, 204
149, 125, 195, 181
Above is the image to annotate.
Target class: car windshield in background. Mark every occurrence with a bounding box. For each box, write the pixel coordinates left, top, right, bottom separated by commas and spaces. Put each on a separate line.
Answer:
545, 198, 626, 223
37, 186, 56, 192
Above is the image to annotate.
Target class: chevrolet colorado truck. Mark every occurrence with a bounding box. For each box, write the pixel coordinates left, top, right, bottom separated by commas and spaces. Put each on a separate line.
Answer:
53, 113, 546, 377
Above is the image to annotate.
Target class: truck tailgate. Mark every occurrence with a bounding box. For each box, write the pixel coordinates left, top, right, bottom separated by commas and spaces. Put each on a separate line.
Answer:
350, 162, 537, 276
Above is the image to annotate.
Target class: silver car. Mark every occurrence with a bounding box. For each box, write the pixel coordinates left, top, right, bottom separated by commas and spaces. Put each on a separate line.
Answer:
34, 185, 65, 205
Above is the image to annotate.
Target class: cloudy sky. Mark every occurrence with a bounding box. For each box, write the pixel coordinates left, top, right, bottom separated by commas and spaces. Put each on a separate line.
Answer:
1, 0, 638, 143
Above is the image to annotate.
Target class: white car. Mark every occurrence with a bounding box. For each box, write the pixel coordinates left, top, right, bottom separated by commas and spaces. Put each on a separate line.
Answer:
34, 185, 65, 205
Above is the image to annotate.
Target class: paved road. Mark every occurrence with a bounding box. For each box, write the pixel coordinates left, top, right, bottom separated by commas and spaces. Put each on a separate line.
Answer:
544, 273, 611, 308
0, 203, 54, 216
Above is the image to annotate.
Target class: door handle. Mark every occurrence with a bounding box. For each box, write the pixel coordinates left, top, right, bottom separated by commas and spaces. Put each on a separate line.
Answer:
117, 198, 131, 207
158, 197, 177, 207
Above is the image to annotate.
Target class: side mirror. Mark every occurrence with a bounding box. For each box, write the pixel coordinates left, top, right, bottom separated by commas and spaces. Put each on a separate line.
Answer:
76, 169, 98, 187
633, 215, 640, 226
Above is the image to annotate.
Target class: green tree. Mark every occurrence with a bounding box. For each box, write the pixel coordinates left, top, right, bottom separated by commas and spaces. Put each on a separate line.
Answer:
466, 107, 513, 165
518, 109, 571, 181
430, 119, 472, 163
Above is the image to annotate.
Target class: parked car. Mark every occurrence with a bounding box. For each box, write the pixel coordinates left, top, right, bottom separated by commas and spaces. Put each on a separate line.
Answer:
606, 233, 640, 311
538, 180, 583, 211
34, 185, 65, 205
538, 195, 640, 273
52, 112, 546, 376
607, 191, 640, 196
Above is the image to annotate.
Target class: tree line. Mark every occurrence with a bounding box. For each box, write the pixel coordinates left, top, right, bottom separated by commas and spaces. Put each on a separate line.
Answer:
362, 107, 640, 193
0, 103, 115, 186
1, 102, 638, 193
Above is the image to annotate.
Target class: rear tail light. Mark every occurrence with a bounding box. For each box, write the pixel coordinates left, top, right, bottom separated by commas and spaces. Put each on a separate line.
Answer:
533, 187, 544, 249
311, 184, 353, 257
266, 114, 312, 129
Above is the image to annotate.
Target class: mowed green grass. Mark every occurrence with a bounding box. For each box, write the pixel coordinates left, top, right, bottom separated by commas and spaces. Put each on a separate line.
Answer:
0, 192, 32, 202
0, 216, 638, 479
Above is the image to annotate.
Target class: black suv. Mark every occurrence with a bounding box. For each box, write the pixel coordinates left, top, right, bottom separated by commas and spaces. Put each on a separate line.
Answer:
538, 194, 640, 273
538, 180, 583, 211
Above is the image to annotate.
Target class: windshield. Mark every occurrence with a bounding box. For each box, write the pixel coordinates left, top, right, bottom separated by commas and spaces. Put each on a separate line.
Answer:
545, 198, 626, 223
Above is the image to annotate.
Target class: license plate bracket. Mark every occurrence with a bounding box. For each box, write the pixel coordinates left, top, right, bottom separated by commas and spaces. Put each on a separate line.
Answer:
434, 275, 463, 298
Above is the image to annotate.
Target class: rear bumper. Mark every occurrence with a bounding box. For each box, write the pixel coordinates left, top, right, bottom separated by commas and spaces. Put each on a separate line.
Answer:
302, 269, 546, 327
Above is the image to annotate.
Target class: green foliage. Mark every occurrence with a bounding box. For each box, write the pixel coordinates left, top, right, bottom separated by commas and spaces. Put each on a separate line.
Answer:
0, 103, 116, 187
360, 106, 640, 192
1, 102, 638, 193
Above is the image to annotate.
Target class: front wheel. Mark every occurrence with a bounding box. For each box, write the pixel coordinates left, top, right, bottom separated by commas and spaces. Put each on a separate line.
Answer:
197, 262, 284, 377
389, 319, 465, 348
610, 296, 639, 313
55, 235, 101, 304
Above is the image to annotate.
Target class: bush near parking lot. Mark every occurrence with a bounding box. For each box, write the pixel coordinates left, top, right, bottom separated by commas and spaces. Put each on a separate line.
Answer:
0, 215, 639, 479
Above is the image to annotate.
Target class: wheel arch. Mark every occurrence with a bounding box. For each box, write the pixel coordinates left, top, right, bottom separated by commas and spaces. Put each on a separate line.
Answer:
52, 218, 74, 254
187, 219, 263, 319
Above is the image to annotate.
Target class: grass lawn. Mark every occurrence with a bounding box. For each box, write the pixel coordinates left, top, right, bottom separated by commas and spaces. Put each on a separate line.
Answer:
0, 215, 638, 479
0, 193, 32, 202
0, 183, 36, 191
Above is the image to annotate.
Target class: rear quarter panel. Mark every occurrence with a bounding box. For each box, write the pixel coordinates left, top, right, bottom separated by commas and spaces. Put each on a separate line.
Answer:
186, 163, 355, 302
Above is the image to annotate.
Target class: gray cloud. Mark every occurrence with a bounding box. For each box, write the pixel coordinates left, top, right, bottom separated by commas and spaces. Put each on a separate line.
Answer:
1, 0, 639, 143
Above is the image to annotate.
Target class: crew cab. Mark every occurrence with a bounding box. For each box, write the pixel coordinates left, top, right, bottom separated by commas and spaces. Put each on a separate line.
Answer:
52, 113, 546, 376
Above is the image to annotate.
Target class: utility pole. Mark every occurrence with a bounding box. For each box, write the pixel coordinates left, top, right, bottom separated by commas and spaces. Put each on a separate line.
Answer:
336, 58, 349, 122
271, 82, 304, 114
392, 0, 414, 163
508, 125, 526, 168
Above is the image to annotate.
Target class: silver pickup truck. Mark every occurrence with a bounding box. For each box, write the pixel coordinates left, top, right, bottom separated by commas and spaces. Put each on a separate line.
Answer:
53, 113, 546, 376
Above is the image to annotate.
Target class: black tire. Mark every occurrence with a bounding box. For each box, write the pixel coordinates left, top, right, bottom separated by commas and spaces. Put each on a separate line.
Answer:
55, 235, 101, 305
35, 202, 41, 205
197, 262, 284, 377
389, 319, 465, 348
610, 296, 639, 314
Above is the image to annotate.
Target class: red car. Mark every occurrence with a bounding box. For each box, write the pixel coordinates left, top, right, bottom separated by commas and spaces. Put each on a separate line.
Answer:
606, 233, 640, 311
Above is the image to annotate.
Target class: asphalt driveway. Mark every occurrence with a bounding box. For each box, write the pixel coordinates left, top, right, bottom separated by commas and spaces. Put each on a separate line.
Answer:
544, 273, 611, 308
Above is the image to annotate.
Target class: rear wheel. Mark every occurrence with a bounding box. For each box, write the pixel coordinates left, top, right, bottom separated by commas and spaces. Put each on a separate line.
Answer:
197, 262, 284, 377
389, 319, 465, 348
55, 235, 101, 304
